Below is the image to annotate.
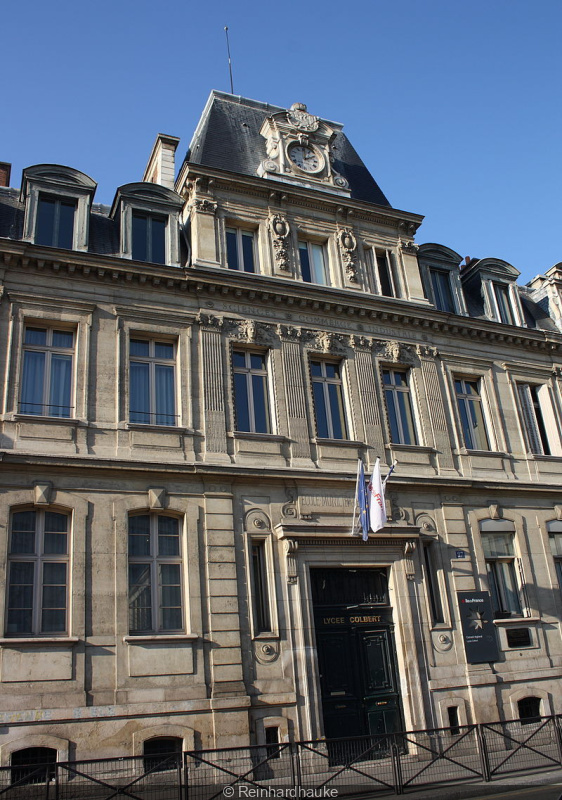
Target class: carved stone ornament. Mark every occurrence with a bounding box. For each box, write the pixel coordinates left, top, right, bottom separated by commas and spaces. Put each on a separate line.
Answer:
148, 487, 167, 510
285, 539, 299, 584
398, 221, 417, 236
416, 344, 439, 359
262, 159, 279, 174
197, 312, 224, 331
403, 540, 417, 580
254, 640, 279, 664
233, 320, 278, 347
489, 503, 501, 520
313, 331, 348, 356
277, 324, 302, 342
374, 340, 416, 365
282, 488, 298, 519
268, 214, 291, 271
333, 174, 350, 191
244, 508, 272, 532
433, 632, 453, 653
33, 481, 53, 506
416, 513, 437, 536
350, 334, 372, 350
287, 103, 320, 132
401, 240, 419, 255
193, 198, 217, 214
337, 228, 358, 282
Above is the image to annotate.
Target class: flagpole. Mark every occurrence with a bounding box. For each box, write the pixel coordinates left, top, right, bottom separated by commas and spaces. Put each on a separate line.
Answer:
351, 459, 360, 535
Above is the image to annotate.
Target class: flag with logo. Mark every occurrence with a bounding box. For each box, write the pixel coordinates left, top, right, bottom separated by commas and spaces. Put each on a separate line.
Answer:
356, 460, 369, 541
368, 458, 387, 533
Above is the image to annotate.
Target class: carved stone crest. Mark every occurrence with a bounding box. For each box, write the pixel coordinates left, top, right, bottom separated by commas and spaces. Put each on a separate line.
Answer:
313, 331, 348, 355
193, 198, 217, 214
268, 214, 291, 271
287, 103, 319, 132
234, 320, 277, 347
374, 340, 416, 364
337, 228, 358, 283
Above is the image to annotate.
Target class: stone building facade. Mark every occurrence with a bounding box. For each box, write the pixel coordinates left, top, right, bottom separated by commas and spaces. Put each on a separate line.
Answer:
1, 91, 562, 763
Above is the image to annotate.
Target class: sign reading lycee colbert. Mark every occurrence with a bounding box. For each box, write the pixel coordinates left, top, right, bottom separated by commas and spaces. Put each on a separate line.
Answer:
457, 591, 499, 664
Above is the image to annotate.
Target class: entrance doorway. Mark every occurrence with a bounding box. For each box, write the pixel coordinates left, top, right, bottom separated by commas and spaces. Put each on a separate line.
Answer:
311, 568, 403, 740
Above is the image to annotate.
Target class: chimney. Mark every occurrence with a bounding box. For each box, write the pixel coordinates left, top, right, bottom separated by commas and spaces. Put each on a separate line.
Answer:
0, 162, 12, 188
143, 135, 180, 191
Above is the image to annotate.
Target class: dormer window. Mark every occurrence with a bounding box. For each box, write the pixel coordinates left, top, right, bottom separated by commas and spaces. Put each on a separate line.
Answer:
492, 283, 515, 325
417, 244, 466, 315
21, 165, 97, 252
110, 183, 183, 268
35, 195, 77, 249
429, 268, 455, 312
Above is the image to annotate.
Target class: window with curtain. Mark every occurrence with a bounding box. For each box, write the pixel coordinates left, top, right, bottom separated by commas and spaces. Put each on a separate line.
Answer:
20, 326, 74, 417
129, 338, 176, 426
382, 368, 417, 445
481, 521, 521, 617
310, 360, 347, 440
128, 513, 184, 634
6, 508, 69, 636
232, 350, 271, 433
454, 377, 490, 451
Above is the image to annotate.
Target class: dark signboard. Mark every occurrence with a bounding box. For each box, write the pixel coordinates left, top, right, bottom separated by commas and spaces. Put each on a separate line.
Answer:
457, 591, 499, 664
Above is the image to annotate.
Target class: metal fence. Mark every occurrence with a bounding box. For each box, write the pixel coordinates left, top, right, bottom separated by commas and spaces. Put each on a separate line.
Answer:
2, 715, 562, 798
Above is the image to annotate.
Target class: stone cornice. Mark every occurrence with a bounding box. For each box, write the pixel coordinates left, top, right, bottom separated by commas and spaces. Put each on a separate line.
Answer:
1, 240, 562, 354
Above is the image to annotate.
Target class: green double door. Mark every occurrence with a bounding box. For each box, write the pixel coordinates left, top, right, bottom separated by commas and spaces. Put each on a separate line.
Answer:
316, 622, 402, 740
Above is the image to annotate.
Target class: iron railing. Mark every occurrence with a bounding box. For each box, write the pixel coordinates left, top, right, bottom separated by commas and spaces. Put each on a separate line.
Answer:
1, 714, 562, 798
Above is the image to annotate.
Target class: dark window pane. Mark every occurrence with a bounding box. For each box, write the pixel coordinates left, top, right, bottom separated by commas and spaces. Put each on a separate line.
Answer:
132, 214, 148, 261
7, 609, 33, 634
252, 374, 270, 433
252, 542, 271, 633
12, 510, 36, 531
35, 198, 56, 246
57, 201, 76, 249
24, 328, 47, 346
41, 610, 66, 632
42, 585, 66, 608
310, 361, 322, 377
143, 738, 181, 773
11, 747, 56, 786
299, 244, 312, 283
232, 350, 246, 368
242, 232, 255, 273
129, 515, 150, 535
325, 363, 338, 379
8, 584, 33, 609
327, 383, 345, 439
250, 353, 265, 371
154, 342, 174, 360
313, 382, 329, 438
385, 391, 401, 443
226, 229, 239, 270
150, 216, 166, 264
234, 372, 250, 431
130, 339, 150, 357
377, 254, 393, 296
43, 562, 66, 585
44, 533, 67, 555
11, 531, 35, 554
52, 330, 73, 348
44, 512, 68, 533
154, 364, 175, 425
20, 350, 45, 414
130, 362, 150, 423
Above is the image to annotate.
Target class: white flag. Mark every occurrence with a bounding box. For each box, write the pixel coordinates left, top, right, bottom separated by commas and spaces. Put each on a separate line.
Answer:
368, 458, 387, 533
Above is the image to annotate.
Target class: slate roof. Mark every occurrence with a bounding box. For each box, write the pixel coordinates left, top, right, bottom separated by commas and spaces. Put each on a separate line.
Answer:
183, 91, 391, 207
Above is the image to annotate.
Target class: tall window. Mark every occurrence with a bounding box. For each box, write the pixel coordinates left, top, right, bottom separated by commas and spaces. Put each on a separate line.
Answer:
493, 283, 515, 325
129, 338, 176, 426
226, 227, 256, 273
430, 269, 455, 312
517, 384, 550, 455
454, 378, 490, 451
128, 514, 183, 634
232, 350, 271, 433
6, 509, 69, 635
132, 212, 167, 264
382, 369, 417, 445
251, 540, 271, 634
20, 326, 74, 417
481, 522, 521, 617
548, 521, 562, 591
373, 250, 395, 297
310, 360, 347, 440
423, 542, 444, 624
35, 195, 76, 249
299, 241, 328, 285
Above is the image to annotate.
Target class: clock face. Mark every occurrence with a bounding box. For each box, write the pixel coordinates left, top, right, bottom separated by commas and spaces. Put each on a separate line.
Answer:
288, 144, 322, 173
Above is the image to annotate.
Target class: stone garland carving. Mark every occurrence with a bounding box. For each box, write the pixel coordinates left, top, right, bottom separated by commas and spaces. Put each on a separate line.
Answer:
268, 214, 291, 272
193, 198, 217, 214
285, 539, 299, 584
337, 228, 358, 283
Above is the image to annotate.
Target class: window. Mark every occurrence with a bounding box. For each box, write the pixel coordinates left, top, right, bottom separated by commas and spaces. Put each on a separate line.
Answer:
454, 378, 490, 451
373, 250, 395, 297
310, 360, 347, 440
20, 326, 74, 417
481, 524, 521, 617
382, 369, 417, 445
548, 522, 562, 591
251, 540, 271, 634
128, 514, 183, 634
35, 195, 76, 249
265, 727, 281, 759
447, 707, 460, 736
517, 697, 541, 725
423, 542, 444, 624
430, 269, 455, 312
299, 241, 328, 285
129, 338, 176, 426
132, 211, 167, 264
517, 384, 550, 455
143, 738, 182, 773
232, 350, 271, 433
493, 283, 515, 325
6, 509, 69, 635
11, 748, 57, 786
226, 227, 256, 273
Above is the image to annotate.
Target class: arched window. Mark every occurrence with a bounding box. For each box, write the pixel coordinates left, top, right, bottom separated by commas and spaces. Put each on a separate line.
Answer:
6, 508, 70, 635
518, 696, 541, 725
11, 747, 57, 785
143, 737, 182, 773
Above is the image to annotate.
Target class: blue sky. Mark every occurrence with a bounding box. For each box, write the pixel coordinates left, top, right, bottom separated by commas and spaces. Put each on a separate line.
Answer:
3, 0, 561, 284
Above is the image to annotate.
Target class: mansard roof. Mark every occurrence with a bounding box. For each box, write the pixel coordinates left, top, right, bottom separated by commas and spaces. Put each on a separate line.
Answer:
182, 91, 391, 207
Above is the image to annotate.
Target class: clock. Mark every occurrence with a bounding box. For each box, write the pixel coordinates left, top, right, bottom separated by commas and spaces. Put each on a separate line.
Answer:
288, 143, 323, 173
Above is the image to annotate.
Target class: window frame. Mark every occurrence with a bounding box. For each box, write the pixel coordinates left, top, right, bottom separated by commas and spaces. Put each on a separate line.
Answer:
422, 539, 445, 624
373, 249, 396, 297
516, 383, 551, 456
250, 539, 272, 634
480, 522, 522, 618
128, 336, 178, 427
19, 324, 75, 418
309, 358, 348, 440
429, 268, 456, 313
382, 367, 418, 445
128, 512, 185, 636
131, 211, 168, 265
35, 194, 77, 250
492, 282, 516, 325
225, 226, 257, 273
232, 348, 272, 434
298, 240, 329, 286
454, 376, 491, 451
6, 508, 70, 637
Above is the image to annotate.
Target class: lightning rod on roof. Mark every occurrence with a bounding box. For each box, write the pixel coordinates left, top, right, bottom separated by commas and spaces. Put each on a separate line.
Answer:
224, 26, 234, 95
